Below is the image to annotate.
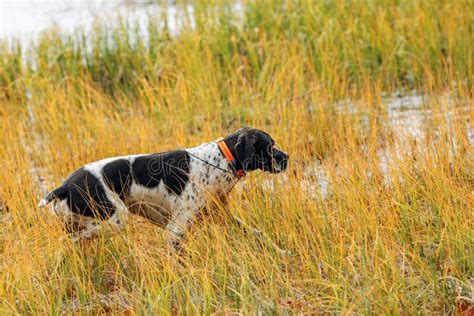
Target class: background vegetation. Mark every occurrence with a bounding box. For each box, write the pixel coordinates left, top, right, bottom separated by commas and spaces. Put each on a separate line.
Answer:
0, 0, 473, 313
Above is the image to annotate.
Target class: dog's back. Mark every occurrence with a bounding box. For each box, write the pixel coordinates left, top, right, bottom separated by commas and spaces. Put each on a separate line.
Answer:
38, 151, 192, 220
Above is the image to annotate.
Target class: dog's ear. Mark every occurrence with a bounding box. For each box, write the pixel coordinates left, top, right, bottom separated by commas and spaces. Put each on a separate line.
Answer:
235, 131, 258, 170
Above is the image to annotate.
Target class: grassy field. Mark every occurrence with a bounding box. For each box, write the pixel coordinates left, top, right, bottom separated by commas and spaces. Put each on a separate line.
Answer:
0, 0, 473, 313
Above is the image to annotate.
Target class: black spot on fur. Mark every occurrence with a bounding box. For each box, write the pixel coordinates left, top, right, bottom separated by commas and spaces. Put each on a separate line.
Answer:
102, 159, 132, 200
132, 150, 190, 195
61, 168, 116, 219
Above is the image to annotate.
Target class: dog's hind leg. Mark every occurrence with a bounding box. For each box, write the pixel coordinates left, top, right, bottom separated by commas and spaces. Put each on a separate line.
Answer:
69, 195, 130, 242
106, 195, 129, 231
69, 209, 129, 243
70, 218, 102, 242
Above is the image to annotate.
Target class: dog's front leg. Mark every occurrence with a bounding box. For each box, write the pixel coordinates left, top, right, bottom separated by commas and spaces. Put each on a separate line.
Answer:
166, 204, 203, 253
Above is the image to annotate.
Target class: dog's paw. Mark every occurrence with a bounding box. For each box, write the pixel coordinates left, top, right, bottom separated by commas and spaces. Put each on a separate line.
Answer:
168, 238, 184, 255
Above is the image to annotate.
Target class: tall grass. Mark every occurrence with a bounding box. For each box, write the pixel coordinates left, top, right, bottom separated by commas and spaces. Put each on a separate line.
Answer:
0, 0, 473, 313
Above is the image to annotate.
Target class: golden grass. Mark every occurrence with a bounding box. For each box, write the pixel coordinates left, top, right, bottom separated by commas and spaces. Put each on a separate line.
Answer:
0, 0, 473, 313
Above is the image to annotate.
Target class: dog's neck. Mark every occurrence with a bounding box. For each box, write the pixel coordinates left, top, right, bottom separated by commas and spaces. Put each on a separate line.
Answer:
218, 135, 245, 176
187, 142, 240, 191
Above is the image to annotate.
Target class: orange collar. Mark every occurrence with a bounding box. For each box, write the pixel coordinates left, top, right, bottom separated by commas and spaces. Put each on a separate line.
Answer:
216, 137, 246, 177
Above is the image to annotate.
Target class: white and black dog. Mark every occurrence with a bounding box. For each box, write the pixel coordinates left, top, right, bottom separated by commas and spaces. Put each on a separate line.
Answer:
38, 127, 288, 251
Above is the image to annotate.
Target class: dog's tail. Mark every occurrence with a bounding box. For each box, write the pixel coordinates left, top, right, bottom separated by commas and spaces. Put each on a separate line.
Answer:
38, 185, 67, 208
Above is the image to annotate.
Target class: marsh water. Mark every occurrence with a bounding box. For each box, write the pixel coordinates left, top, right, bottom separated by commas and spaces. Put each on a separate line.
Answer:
1, 1, 180, 42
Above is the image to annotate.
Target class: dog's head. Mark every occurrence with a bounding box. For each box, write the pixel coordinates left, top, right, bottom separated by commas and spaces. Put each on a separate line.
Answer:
226, 127, 289, 174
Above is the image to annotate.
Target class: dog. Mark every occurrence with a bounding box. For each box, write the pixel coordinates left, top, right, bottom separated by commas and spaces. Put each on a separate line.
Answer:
38, 127, 289, 251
